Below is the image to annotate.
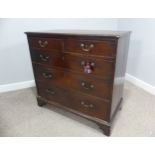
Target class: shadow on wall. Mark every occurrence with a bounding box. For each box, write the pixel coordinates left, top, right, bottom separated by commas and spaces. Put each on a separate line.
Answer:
127, 40, 142, 76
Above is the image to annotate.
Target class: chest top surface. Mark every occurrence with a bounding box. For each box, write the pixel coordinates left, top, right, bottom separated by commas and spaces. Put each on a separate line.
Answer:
25, 30, 131, 38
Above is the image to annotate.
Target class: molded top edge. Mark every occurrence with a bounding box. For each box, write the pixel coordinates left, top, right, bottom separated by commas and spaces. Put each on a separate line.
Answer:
25, 30, 131, 38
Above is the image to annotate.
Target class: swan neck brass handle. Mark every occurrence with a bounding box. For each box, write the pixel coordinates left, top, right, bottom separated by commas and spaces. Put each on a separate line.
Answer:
42, 72, 52, 79
38, 40, 48, 48
80, 43, 94, 52
81, 101, 94, 108
39, 54, 49, 62
81, 82, 94, 90
45, 89, 55, 95
80, 61, 95, 67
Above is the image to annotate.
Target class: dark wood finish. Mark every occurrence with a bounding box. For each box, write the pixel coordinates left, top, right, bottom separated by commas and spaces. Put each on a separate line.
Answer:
37, 97, 47, 106
110, 34, 130, 119
33, 64, 113, 100
26, 30, 131, 136
28, 37, 63, 51
30, 50, 115, 78
65, 38, 116, 57
61, 53, 115, 78
30, 49, 64, 67
37, 82, 109, 120
98, 123, 111, 136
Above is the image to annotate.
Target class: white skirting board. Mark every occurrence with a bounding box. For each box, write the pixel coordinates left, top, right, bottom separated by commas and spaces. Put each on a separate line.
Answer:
0, 80, 35, 93
125, 73, 155, 96
0, 75, 155, 96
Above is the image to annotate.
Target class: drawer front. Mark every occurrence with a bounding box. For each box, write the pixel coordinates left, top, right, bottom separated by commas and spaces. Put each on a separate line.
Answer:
31, 51, 115, 78
30, 49, 65, 67
65, 39, 116, 57
63, 53, 115, 78
28, 37, 63, 51
37, 82, 109, 120
33, 65, 113, 100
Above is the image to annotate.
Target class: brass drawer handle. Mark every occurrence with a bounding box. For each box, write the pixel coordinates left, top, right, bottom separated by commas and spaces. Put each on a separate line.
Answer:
80, 43, 94, 52
81, 82, 94, 90
42, 72, 52, 79
45, 89, 55, 95
81, 61, 95, 67
38, 40, 48, 48
80, 61, 95, 74
39, 54, 49, 62
81, 101, 94, 108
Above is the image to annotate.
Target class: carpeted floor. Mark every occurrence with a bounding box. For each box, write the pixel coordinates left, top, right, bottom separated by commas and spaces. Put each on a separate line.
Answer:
0, 81, 155, 137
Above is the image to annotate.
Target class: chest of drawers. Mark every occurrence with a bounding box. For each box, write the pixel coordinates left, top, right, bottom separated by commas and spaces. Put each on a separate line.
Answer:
26, 30, 130, 136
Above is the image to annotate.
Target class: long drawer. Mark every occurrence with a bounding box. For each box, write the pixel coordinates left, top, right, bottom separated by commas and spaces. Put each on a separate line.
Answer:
31, 50, 115, 78
37, 82, 109, 120
33, 64, 113, 101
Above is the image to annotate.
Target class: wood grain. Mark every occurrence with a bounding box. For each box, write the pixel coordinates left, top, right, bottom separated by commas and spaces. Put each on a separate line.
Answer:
26, 30, 131, 136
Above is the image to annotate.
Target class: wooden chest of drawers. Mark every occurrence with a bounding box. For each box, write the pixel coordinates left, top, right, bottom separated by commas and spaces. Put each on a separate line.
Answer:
25, 30, 131, 136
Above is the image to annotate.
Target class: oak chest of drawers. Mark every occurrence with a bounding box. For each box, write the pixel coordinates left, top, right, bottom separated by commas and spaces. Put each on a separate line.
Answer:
25, 30, 131, 136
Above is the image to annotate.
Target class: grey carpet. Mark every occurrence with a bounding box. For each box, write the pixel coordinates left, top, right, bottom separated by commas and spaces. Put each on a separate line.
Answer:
0, 81, 155, 137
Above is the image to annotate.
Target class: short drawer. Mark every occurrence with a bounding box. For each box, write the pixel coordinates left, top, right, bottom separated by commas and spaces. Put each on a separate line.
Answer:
33, 64, 113, 100
37, 82, 109, 120
65, 38, 116, 57
30, 49, 64, 66
28, 37, 63, 51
